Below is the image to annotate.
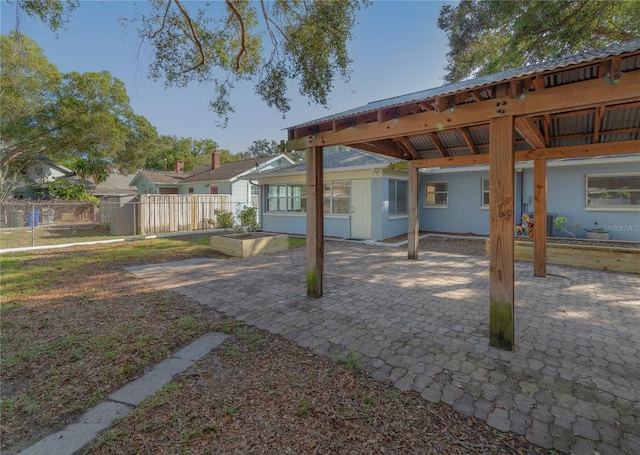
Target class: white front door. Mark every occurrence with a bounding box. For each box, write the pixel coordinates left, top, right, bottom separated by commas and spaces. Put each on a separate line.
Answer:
351, 179, 371, 239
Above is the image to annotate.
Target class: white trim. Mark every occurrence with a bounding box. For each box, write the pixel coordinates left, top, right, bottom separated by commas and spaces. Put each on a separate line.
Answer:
585, 172, 640, 210
424, 180, 449, 207
389, 215, 408, 220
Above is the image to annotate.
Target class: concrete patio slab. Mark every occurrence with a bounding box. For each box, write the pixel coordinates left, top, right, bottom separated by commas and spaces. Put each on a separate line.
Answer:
126, 242, 640, 454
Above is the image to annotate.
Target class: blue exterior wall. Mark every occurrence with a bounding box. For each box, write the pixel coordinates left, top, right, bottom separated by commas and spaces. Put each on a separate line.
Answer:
259, 172, 409, 240
420, 160, 639, 241
420, 169, 491, 235
522, 161, 639, 241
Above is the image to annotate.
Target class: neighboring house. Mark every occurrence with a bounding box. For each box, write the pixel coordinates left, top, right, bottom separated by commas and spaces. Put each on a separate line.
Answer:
88, 173, 138, 198
420, 155, 640, 241
248, 147, 409, 240
11, 155, 74, 199
130, 151, 294, 209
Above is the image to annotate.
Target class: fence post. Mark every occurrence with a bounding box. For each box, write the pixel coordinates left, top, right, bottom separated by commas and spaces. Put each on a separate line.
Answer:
133, 199, 137, 240
31, 201, 35, 247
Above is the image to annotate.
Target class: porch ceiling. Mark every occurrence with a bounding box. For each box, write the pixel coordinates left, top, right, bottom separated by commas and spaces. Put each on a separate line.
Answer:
285, 40, 640, 165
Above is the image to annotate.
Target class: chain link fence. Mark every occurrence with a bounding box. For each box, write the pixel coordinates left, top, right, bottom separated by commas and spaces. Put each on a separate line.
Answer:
0, 195, 239, 250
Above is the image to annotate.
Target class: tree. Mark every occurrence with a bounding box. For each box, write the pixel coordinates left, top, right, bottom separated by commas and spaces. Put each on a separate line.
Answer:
16, 0, 369, 125
438, 0, 640, 83
53, 70, 158, 175
1, 32, 62, 197
246, 139, 280, 158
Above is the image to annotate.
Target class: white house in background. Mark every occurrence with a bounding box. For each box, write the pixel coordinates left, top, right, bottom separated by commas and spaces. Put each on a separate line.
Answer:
12, 155, 74, 199
130, 151, 294, 208
246, 147, 409, 240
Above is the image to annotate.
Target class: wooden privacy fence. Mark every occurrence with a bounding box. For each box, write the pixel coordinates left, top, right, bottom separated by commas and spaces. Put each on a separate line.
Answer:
137, 194, 233, 235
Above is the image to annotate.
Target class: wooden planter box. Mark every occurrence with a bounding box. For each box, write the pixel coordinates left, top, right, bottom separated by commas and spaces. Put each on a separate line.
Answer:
485, 239, 640, 274
211, 233, 289, 258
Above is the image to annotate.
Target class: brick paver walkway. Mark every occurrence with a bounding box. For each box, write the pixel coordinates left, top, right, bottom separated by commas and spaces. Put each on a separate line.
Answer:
128, 242, 640, 454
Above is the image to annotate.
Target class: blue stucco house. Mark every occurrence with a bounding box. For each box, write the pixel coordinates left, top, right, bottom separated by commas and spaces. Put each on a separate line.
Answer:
250, 149, 639, 242
249, 147, 409, 240
420, 154, 640, 241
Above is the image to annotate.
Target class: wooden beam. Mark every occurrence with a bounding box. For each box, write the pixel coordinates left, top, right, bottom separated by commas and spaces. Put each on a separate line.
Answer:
306, 146, 324, 297
408, 165, 419, 260
457, 128, 478, 154
407, 139, 640, 169
489, 116, 515, 351
515, 117, 546, 149
291, 70, 640, 149
533, 158, 547, 277
349, 141, 407, 160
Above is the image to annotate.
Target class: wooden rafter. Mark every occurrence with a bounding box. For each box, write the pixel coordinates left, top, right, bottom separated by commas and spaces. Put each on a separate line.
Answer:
593, 106, 603, 143
457, 128, 478, 154
394, 137, 418, 159
515, 117, 546, 149
427, 132, 447, 157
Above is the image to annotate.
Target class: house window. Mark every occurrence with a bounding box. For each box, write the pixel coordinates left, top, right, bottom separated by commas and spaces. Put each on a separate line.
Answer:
210, 185, 219, 195
425, 181, 448, 207
188, 187, 194, 194
251, 185, 260, 196
323, 180, 350, 214
266, 184, 306, 212
481, 178, 490, 207
389, 179, 408, 216
586, 174, 640, 208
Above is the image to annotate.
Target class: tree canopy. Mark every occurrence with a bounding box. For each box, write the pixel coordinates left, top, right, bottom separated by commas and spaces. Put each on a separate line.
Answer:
438, 0, 640, 83
16, 0, 369, 125
0, 32, 159, 197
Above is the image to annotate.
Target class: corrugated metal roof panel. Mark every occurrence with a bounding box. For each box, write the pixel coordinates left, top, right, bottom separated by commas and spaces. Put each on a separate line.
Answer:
409, 135, 435, 153
290, 39, 640, 130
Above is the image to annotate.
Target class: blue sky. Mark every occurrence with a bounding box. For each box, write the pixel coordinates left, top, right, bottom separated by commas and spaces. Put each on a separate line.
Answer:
0, 0, 451, 154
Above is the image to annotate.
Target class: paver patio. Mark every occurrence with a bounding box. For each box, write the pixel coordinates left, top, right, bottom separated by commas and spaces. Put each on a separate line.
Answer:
128, 242, 640, 454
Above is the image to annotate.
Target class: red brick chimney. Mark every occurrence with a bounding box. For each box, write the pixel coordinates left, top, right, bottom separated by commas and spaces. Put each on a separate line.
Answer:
175, 160, 184, 174
212, 149, 220, 170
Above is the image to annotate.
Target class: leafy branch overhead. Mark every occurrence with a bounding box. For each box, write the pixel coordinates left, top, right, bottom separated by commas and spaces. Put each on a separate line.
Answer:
437, 0, 640, 83
138, 0, 368, 125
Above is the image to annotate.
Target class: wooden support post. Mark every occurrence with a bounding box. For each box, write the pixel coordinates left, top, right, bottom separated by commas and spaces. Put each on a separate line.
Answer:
306, 146, 324, 297
408, 164, 419, 259
489, 116, 515, 350
533, 158, 547, 277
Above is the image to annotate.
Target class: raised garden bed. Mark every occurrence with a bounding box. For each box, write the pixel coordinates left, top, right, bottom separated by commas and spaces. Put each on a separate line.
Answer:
211, 232, 289, 258
485, 238, 640, 274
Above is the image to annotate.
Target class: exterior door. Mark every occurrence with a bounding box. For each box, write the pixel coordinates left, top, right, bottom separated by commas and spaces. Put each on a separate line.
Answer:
350, 179, 371, 239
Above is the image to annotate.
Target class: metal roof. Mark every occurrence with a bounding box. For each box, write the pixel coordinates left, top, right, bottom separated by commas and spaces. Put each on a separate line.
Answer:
290, 39, 640, 130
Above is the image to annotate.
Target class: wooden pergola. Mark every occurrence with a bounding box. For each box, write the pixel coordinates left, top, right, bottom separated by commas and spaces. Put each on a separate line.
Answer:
284, 40, 640, 350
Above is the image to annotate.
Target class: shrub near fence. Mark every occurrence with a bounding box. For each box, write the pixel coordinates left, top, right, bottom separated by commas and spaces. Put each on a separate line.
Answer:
0, 195, 235, 250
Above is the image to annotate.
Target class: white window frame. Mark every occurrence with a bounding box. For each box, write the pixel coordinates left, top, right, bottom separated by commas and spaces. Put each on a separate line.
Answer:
585, 173, 640, 211
388, 179, 408, 218
424, 180, 448, 208
265, 184, 306, 213
481, 178, 490, 209
323, 180, 351, 215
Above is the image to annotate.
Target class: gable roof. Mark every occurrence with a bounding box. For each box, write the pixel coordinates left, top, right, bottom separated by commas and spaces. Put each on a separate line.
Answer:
250, 148, 405, 178
130, 156, 288, 186
91, 173, 138, 196
180, 156, 273, 183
